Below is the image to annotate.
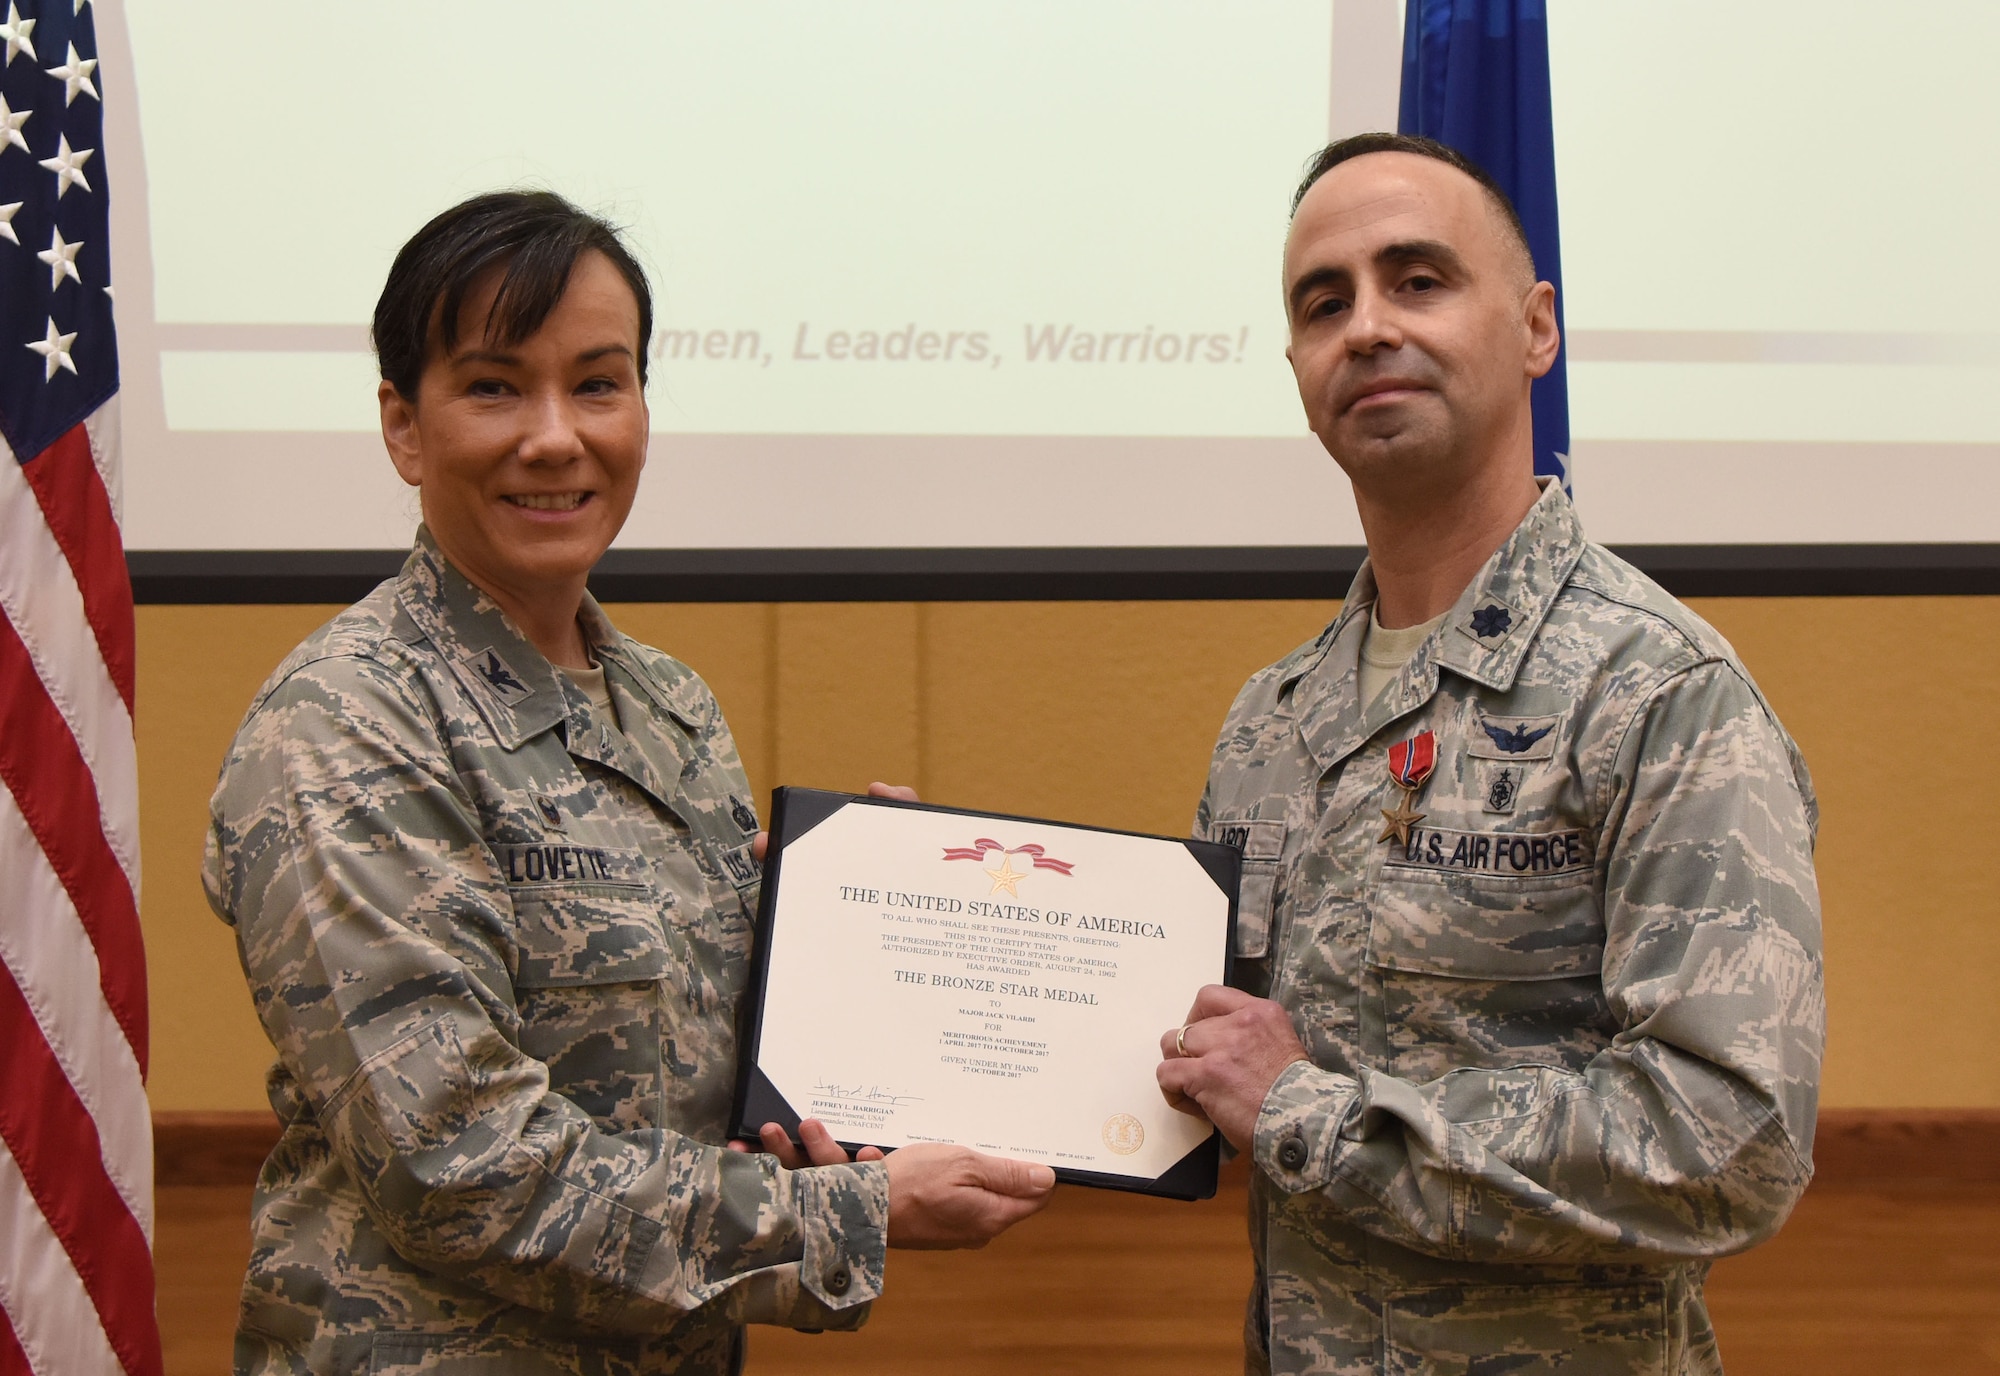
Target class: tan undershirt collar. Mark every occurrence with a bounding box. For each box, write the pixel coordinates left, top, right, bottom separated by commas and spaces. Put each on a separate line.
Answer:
1358, 605, 1448, 707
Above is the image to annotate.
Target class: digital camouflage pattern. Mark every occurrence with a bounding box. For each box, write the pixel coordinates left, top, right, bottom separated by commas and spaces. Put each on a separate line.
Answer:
204, 531, 888, 1376
1198, 484, 1824, 1376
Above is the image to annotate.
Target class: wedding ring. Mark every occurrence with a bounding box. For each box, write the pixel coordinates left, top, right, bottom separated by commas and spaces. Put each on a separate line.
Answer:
1175, 1023, 1193, 1058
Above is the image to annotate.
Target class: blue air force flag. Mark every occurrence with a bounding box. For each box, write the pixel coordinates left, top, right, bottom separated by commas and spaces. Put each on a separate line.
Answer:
1398, 0, 1570, 488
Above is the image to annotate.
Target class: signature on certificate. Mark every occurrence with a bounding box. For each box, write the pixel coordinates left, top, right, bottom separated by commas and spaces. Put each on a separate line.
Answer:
813, 1077, 925, 1107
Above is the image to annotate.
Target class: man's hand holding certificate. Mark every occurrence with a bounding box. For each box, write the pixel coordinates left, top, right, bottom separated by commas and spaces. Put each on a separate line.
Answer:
734, 788, 1241, 1199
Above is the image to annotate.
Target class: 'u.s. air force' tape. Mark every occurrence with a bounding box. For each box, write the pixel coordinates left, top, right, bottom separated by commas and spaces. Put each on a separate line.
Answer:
1383, 825, 1591, 877
496, 843, 651, 889
718, 843, 759, 892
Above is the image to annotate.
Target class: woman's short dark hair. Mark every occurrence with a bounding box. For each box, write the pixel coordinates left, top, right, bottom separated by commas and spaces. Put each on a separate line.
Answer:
372, 190, 653, 401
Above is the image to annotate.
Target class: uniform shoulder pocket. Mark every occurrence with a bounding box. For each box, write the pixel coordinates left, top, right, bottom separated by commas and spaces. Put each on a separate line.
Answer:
1213, 818, 1284, 960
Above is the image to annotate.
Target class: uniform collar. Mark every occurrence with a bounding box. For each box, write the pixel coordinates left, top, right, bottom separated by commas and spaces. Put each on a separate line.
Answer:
582, 600, 710, 734
395, 531, 719, 818
397, 528, 569, 751
1281, 480, 1585, 774
1430, 479, 1587, 693
573, 601, 713, 814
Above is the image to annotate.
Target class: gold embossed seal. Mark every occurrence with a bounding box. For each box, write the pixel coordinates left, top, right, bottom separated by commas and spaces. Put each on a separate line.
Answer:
1101, 1113, 1144, 1156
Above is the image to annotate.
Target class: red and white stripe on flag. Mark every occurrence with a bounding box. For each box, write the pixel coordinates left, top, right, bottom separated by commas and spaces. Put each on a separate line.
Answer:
0, 415, 162, 1376
2, 0, 165, 1369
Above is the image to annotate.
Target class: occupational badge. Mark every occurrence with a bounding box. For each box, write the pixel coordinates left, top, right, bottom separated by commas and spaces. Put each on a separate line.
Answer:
530, 791, 566, 831
1379, 729, 1437, 846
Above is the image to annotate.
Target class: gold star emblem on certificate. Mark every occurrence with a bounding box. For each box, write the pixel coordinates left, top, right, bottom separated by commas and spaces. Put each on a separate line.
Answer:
984, 853, 1026, 896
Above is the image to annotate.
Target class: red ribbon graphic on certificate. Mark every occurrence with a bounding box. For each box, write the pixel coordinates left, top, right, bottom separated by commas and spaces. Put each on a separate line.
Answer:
942, 838, 1074, 896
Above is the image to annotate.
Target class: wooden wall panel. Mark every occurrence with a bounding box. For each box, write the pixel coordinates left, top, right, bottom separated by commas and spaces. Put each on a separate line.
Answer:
921, 601, 1335, 834
768, 602, 923, 795
1691, 597, 2000, 1108
137, 596, 2000, 1114
136, 604, 348, 1113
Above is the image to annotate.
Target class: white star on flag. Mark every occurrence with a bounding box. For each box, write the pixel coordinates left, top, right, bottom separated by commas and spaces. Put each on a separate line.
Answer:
46, 40, 97, 105
26, 316, 78, 380
37, 226, 82, 289
0, 3, 35, 65
74, 0, 91, 12
38, 133, 91, 197
0, 92, 28, 152
0, 200, 20, 245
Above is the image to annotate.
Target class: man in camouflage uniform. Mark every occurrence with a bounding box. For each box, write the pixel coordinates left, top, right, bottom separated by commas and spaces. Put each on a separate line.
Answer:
206, 191, 1050, 1376
1157, 135, 1823, 1375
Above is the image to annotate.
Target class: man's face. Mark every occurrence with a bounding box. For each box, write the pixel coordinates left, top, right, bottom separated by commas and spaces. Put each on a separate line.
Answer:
380, 249, 648, 601
1282, 152, 1554, 495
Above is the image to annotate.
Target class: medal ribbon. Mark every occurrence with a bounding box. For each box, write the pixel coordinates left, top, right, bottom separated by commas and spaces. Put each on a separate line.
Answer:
1387, 731, 1437, 789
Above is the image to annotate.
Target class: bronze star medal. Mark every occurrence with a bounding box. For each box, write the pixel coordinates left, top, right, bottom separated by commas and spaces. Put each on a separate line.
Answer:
1378, 729, 1439, 847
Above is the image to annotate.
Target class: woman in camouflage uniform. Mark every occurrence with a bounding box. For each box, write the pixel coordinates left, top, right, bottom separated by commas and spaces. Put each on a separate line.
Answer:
204, 192, 1053, 1376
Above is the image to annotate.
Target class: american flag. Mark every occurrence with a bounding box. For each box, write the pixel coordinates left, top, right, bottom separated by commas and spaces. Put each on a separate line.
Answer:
0, 2, 162, 1374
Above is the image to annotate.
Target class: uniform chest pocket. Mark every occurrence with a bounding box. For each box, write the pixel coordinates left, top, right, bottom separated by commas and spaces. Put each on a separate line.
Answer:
506, 880, 679, 1132
499, 843, 674, 988
1213, 817, 1285, 961
1367, 844, 1601, 981
510, 891, 675, 987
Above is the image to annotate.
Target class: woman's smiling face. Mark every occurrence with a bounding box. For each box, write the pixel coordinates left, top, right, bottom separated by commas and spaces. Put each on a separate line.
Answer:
379, 249, 649, 605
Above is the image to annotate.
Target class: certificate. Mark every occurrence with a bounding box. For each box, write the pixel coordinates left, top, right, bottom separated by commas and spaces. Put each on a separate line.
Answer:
733, 788, 1239, 1200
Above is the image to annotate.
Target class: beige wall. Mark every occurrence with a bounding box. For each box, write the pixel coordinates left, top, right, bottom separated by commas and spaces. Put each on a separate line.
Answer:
137, 595, 2000, 1115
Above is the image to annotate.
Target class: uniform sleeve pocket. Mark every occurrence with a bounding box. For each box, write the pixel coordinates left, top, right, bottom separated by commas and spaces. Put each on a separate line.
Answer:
323, 1018, 476, 1164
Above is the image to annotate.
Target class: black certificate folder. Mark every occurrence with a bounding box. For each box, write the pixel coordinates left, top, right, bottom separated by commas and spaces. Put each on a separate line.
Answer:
734, 787, 1240, 1202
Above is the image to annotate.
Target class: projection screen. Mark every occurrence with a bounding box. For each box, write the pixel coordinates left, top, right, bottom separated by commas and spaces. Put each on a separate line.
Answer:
100, 1, 2000, 597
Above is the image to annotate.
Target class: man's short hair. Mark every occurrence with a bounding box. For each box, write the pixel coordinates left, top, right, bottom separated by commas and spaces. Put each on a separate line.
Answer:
1291, 132, 1535, 278
373, 190, 653, 402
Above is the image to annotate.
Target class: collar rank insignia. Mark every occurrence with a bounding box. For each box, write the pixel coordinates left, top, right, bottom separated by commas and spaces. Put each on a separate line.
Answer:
729, 794, 758, 834
466, 647, 533, 704
1379, 730, 1437, 846
1470, 604, 1513, 639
